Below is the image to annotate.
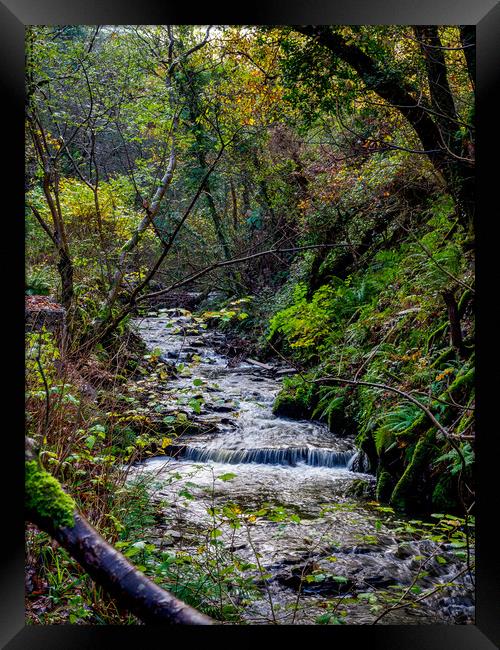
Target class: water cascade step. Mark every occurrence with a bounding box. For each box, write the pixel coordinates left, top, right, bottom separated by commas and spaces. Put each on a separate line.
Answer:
167, 444, 356, 468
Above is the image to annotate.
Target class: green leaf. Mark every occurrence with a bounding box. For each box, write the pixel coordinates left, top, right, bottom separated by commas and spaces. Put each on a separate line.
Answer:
188, 398, 202, 414
85, 435, 96, 449
217, 472, 237, 482
332, 575, 349, 583
193, 378, 204, 386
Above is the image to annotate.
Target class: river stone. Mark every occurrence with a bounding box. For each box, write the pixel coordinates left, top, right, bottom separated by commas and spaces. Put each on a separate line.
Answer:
275, 368, 298, 376
275, 565, 354, 595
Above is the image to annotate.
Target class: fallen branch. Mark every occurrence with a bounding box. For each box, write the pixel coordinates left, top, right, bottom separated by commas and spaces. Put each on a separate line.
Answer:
35, 513, 213, 625
246, 358, 274, 371
312, 375, 471, 443
25, 440, 213, 625
139, 243, 353, 303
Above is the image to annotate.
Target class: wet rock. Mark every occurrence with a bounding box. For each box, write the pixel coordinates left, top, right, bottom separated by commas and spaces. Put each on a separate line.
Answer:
360, 574, 398, 589
160, 352, 178, 360
339, 545, 379, 555
205, 404, 235, 413
276, 565, 354, 595
395, 542, 414, 559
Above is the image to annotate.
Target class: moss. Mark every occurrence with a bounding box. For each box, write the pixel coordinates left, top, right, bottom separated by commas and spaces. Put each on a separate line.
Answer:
425, 324, 448, 353
376, 469, 394, 503
25, 461, 76, 529
443, 367, 474, 399
457, 289, 473, 316
355, 426, 378, 470
430, 346, 454, 369
397, 411, 426, 442
456, 410, 474, 434
390, 429, 436, 512
272, 376, 316, 419
346, 478, 374, 500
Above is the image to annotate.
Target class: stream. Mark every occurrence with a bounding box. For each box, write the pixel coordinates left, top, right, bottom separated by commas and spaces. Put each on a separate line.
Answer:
127, 309, 475, 625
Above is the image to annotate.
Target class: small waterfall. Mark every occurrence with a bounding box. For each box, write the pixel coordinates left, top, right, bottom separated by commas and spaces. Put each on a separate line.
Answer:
176, 445, 356, 468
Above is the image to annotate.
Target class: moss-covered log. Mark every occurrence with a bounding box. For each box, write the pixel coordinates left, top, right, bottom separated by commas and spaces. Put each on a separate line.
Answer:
25, 441, 213, 625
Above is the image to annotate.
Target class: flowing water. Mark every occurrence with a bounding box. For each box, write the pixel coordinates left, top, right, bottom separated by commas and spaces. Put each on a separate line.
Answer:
127, 310, 475, 625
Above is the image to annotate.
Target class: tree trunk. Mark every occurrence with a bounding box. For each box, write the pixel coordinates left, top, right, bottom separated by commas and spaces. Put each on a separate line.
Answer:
413, 26, 459, 151
414, 26, 474, 237
442, 289, 465, 357
57, 248, 74, 312
459, 25, 476, 90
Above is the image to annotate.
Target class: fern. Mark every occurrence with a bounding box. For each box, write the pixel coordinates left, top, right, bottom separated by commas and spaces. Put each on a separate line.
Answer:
312, 385, 344, 428
374, 403, 422, 455
435, 442, 474, 475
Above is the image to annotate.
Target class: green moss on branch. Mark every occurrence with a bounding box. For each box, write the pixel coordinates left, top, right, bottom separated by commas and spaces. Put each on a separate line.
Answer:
25, 460, 76, 529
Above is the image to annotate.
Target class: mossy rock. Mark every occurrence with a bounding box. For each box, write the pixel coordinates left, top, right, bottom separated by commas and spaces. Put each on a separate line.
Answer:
356, 427, 378, 472
346, 478, 374, 500
272, 375, 317, 419
390, 429, 437, 513
376, 469, 395, 503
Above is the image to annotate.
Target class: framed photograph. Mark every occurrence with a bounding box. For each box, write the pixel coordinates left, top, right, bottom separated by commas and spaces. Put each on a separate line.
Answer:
2, 0, 499, 647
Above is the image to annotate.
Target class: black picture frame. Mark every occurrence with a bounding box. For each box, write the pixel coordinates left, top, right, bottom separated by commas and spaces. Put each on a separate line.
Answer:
2, 1, 499, 647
